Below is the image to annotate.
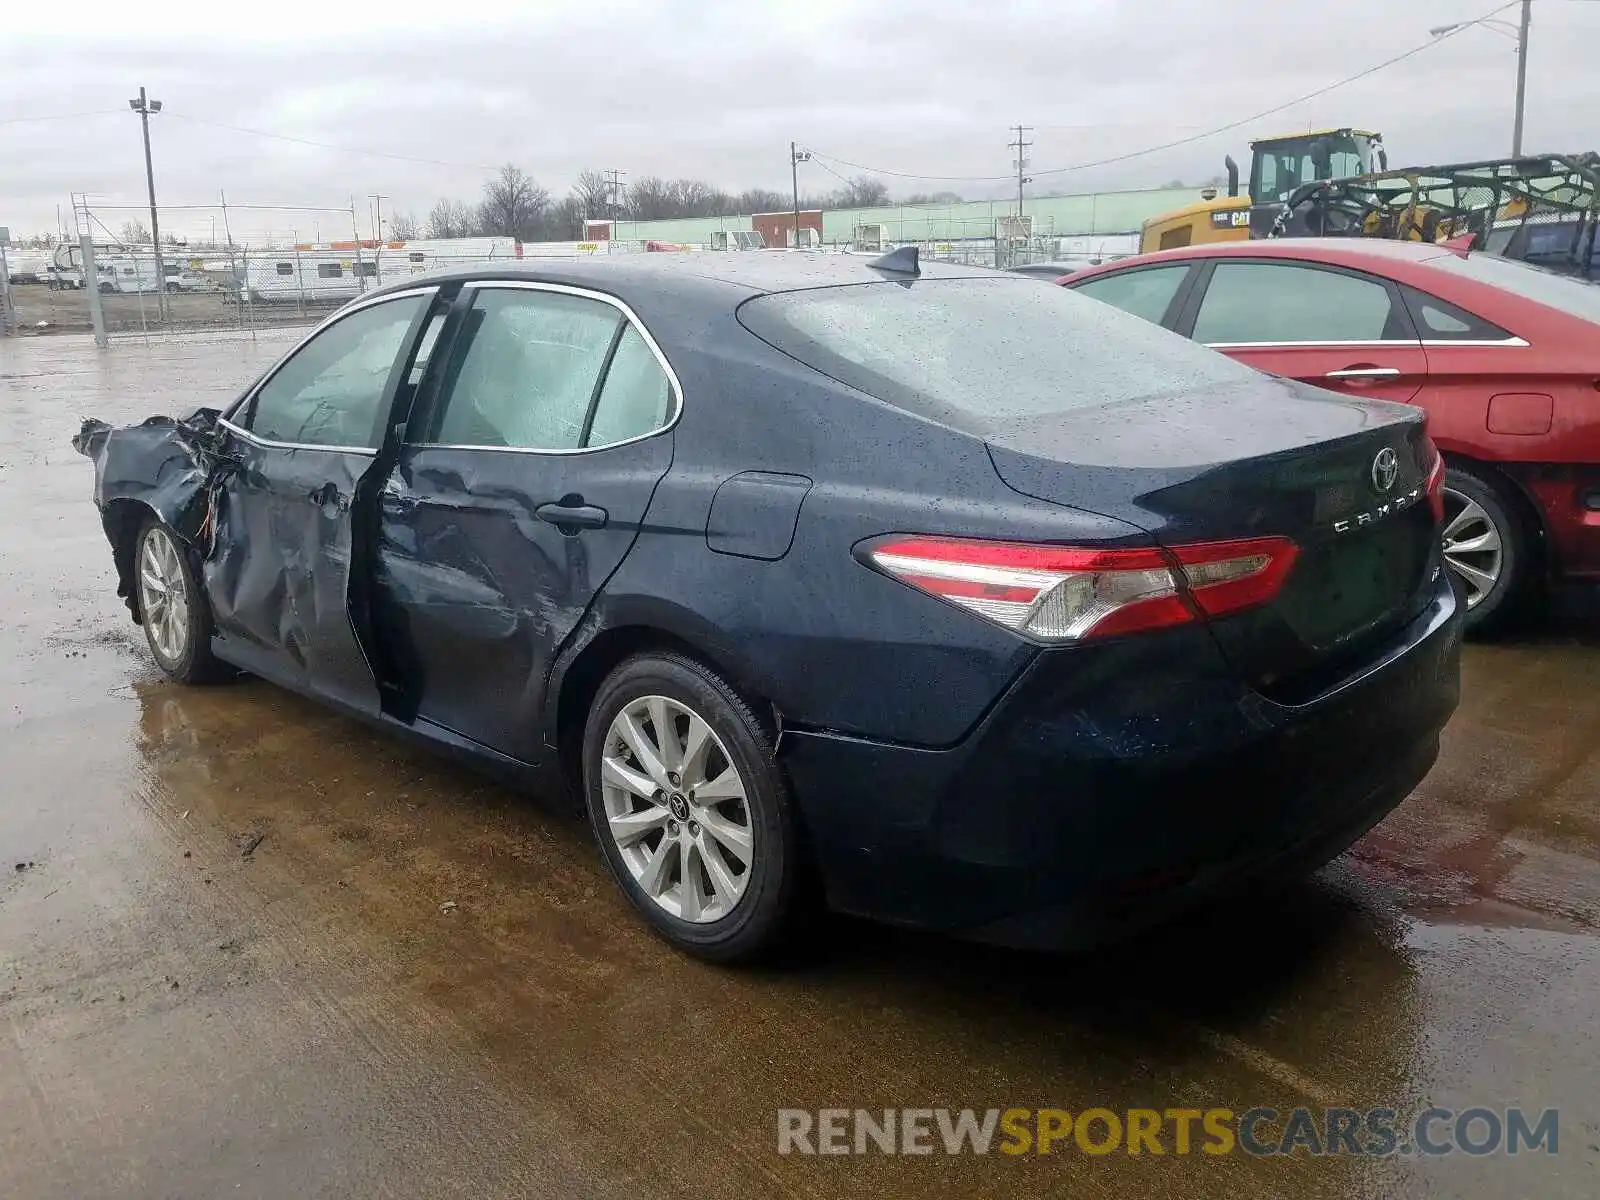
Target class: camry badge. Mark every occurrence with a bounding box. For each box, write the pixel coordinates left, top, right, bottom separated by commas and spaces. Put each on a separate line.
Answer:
1371, 447, 1399, 494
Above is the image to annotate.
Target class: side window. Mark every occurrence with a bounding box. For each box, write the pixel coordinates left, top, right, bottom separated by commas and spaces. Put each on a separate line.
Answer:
426, 289, 622, 449
354, 261, 378, 278
1072, 265, 1191, 327
1400, 285, 1513, 341
1192, 263, 1406, 344
318, 263, 343, 279
275, 262, 294, 276
586, 325, 674, 446
245, 295, 427, 448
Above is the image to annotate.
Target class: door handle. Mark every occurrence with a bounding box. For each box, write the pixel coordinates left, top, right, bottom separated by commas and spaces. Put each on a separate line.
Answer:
535, 501, 608, 531
1325, 366, 1401, 379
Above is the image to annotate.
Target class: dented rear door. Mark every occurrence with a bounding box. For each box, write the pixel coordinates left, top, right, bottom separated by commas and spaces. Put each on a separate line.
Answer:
372, 282, 678, 764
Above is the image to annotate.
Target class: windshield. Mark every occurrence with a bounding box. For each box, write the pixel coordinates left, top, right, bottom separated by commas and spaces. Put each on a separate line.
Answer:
1251, 134, 1370, 204
1426, 251, 1600, 325
738, 276, 1257, 432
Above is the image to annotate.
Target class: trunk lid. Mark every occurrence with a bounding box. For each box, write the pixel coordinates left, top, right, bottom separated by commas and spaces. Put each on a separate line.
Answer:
986, 374, 1438, 691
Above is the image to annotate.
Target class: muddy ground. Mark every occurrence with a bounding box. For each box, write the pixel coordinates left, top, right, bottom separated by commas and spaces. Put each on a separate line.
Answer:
1, 331, 1597, 1199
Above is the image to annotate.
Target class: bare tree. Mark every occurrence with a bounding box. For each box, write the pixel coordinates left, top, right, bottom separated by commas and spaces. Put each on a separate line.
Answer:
668, 179, 722, 217
570, 170, 615, 220
479, 164, 550, 239
119, 219, 152, 245
425, 198, 478, 239
736, 188, 789, 214
832, 176, 890, 208
549, 196, 585, 240
902, 191, 964, 206
388, 210, 420, 239
625, 176, 676, 221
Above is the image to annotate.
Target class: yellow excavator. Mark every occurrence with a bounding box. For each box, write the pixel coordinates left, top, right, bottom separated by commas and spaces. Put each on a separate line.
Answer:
1140, 128, 1387, 253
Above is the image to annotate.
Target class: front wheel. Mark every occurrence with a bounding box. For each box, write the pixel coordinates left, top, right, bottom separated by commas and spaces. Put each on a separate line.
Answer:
134, 518, 229, 684
1441, 466, 1533, 634
165, 282, 180, 293
582, 652, 801, 962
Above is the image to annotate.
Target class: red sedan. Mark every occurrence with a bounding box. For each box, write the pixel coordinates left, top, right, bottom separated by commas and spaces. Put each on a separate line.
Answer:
1061, 239, 1600, 631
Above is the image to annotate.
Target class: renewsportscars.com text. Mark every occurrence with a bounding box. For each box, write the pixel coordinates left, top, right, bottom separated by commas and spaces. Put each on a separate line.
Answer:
777, 1106, 1559, 1157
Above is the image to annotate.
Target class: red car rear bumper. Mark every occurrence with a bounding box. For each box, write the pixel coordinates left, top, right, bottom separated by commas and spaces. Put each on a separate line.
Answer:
1506, 463, 1600, 580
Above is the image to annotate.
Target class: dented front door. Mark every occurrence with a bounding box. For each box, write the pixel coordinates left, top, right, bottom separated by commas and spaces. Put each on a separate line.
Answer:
207, 291, 434, 714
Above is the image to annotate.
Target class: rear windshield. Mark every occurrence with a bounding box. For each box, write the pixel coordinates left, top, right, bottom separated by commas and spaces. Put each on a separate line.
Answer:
1425, 251, 1600, 324
738, 276, 1254, 431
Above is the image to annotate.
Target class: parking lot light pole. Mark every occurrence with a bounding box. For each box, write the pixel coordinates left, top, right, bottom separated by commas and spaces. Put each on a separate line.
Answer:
790, 143, 811, 249
129, 87, 167, 318
1430, 0, 1530, 156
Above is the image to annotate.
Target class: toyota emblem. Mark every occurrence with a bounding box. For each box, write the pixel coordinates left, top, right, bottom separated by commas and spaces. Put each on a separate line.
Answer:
1370, 447, 1399, 493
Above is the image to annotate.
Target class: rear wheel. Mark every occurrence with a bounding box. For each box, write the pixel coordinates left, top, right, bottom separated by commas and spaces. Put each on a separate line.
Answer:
582, 653, 800, 962
134, 518, 228, 684
1441, 465, 1533, 634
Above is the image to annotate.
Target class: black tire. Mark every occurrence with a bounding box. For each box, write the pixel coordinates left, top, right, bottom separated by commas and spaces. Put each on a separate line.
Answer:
133, 517, 230, 684
98, 281, 114, 294
166, 282, 180, 293
1442, 465, 1535, 636
582, 652, 801, 963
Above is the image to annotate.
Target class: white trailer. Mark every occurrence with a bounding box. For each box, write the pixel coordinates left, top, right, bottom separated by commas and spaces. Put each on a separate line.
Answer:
235, 238, 524, 303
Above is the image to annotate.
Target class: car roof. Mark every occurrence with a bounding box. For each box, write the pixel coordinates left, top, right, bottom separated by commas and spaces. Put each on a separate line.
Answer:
361, 252, 995, 306
1069, 238, 1459, 279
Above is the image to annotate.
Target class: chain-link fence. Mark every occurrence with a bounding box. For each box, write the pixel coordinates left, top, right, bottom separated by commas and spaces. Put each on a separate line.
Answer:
5, 192, 1146, 341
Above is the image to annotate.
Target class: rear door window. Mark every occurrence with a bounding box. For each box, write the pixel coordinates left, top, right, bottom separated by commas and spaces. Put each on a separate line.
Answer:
585, 325, 674, 447
1071, 265, 1192, 327
423, 287, 623, 450
1191, 262, 1409, 344
1400, 285, 1513, 341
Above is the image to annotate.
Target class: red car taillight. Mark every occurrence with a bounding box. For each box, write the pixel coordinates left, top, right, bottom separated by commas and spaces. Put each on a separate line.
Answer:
1423, 436, 1446, 524
865, 535, 1298, 641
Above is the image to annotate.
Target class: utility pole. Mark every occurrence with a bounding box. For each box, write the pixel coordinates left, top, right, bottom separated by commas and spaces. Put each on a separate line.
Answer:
1512, 0, 1531, 156
791, 142, 811, 248
129, 87, 167, 319
370, 193, 388, 242
602, 169, 627, 225
1009, 124, 1033, 218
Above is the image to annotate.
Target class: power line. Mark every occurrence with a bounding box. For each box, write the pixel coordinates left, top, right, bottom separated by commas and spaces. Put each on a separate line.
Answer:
161, 113, 500, 171
807, 0, 1522, 184
0, 110, 123, 126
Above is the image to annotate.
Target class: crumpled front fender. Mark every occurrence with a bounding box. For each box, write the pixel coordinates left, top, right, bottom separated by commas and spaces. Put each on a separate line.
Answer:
72, 408, 235, 618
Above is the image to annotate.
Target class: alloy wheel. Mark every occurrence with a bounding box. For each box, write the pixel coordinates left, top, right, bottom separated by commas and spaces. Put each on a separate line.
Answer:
138, 527, 192, 664
1440, 485, 1504, 610
599, 695, 754, 923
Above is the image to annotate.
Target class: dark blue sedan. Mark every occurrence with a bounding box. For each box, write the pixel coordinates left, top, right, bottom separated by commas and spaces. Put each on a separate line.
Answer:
74, 251, 1462, 961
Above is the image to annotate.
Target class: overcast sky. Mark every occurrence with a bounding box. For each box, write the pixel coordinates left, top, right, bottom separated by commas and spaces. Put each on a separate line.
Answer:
5, 0, 1600, 243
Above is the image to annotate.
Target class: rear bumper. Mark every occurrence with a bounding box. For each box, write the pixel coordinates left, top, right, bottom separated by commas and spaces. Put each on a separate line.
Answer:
1504, 463, 1600, 580
781, 571, 1462, 949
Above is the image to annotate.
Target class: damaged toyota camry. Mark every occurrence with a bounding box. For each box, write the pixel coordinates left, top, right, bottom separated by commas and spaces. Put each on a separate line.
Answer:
74, 251, 1463, 961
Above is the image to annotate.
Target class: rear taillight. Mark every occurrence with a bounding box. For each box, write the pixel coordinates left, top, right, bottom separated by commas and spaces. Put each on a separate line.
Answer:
1423, 436, 1446, 523
864, 535, 1297, 642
